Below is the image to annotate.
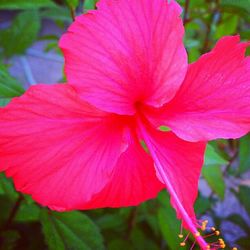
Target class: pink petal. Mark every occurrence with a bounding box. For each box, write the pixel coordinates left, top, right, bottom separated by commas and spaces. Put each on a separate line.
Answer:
83, 130, 164, 209
138, 121, 207, 248
0, 84, 127, 210
153, 36, 250, 142
60, 0, 187, 115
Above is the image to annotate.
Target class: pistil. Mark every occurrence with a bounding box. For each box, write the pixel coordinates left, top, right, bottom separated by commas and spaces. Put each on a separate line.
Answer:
138, 121, 210, 250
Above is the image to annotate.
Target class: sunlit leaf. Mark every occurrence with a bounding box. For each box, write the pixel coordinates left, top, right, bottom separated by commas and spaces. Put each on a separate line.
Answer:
84, 0, 98, 11
204, 144, 228, 166
159, 126, 171, 132
215, 14, 238, 39
0, 98, 11, 107
202, 165, 226, 199
0, 64, 24, 97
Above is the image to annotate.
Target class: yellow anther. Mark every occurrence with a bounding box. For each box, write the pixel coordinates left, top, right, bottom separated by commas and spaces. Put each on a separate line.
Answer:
211, 227, 216, 231
220, 244, 226, 249
215, 230, 220, 236
201, 221, 207, 231
180, 242, 186, 247
195, 232, 201, 237
178, 234, 183, 238
206, 245, 210, 249
218, 238, 224, 244
232, 248, 238, 250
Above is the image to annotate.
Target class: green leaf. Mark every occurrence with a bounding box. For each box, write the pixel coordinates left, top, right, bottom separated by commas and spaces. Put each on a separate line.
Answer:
237, 185, 250, 216
220, 0, 250, 14
65, 0, 79, 8
159, 126, 171, 132
40, 210, 104, 250
202, 165, 226, 199
130, 228, 159, 250
220, 1, 250, 22
0, 98, 11, 107
0, 11, 41, 57
0, 64, 24, 98
40, 6, 72, 22
194, 194, 212, 215
0, 0, 56, 10
96, 214, 124, 230
238, 134, 250, 174
0, 173, 18, 201
107, 239, 131, 250
157, 192, 182, 250
15, 203, 40, 222
204, 144, 228, 166
215, 14, 238, 39
188, 47, 200, 63
84, 0, 98, 11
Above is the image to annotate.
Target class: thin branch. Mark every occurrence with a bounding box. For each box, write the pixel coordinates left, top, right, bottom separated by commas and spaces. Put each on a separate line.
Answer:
126, 207, 138, 239
201, 0, 220, 53
70, 6, 76, 21
20, 56, 36, 86
183, 0, 190, 26
2, 194, 24, 230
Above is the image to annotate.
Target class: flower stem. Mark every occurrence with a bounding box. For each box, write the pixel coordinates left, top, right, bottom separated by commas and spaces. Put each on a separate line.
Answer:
69, 6, 75, 21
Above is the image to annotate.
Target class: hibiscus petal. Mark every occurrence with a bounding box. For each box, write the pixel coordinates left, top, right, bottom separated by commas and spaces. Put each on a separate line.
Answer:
60, 0, 187, 115
0, 84, 126, 210
82, 130, 164, 209
155, 36, 250, 142
138, 121, 207, 248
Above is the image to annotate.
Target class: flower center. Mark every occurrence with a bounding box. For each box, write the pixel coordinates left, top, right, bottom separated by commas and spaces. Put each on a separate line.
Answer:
134, 100, 144, 114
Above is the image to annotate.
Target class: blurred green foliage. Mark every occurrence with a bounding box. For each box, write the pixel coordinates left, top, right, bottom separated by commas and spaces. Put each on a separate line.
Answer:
0, 11, 41, 57
0, 0, 250, 249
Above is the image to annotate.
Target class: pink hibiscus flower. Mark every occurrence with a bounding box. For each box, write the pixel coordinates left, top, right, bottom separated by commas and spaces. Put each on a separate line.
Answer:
0, 0, 249, 249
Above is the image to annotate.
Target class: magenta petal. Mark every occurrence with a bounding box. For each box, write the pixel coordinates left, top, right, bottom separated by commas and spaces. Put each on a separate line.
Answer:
158, 35, 250, 142
0, 84, 126, 210
60, 0, 187, 115
82, 130, 164, 209
138, 122, 207, 248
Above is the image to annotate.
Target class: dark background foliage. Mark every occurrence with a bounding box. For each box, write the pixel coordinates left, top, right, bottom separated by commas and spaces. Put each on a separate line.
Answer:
0, 0, 250, 249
